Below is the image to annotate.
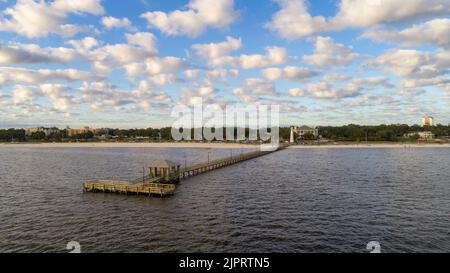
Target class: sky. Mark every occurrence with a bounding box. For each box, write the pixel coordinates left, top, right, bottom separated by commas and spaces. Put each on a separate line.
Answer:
0, 0, 449, 129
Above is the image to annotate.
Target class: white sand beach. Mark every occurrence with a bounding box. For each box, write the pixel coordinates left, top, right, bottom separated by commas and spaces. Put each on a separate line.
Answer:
1, 142, 449, 149
289, 143, 450, 149
0, 142, 258, 149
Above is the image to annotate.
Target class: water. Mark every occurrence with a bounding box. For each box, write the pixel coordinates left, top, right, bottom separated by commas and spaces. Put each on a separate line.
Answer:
0, 146, 449, 253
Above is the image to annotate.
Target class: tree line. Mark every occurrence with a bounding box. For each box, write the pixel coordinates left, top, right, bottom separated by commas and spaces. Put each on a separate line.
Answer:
1, 124, 449, 142
317, 124, 450, 142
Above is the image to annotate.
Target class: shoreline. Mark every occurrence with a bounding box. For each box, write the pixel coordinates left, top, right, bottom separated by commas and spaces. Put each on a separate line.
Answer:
1, 142, 449, 149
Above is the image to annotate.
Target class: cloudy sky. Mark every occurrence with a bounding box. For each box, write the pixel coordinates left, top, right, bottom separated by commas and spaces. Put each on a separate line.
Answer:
0, 0, 449, 128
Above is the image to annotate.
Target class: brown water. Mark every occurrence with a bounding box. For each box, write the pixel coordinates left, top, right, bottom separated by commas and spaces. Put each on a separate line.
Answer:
0, 146, 449, 253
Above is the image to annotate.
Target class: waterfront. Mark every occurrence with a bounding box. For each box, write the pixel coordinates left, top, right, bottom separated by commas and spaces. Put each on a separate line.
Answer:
0, 146, 449, 253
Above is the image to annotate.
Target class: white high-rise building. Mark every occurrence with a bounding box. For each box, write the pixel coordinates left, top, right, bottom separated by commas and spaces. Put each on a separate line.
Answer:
422, 116, 434, 127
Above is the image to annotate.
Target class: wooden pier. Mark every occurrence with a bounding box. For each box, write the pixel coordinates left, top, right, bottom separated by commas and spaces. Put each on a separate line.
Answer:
83, 144, 289, 197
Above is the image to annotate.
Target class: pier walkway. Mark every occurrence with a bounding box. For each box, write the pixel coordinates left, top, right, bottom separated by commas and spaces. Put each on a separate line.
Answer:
83, 144, 289, 197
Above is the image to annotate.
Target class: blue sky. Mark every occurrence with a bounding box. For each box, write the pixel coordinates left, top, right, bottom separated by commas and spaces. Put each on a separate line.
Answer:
0, 0, 449, 128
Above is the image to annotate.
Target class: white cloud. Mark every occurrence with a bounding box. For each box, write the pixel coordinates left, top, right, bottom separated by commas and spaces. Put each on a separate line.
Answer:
67, 37, 100, 51
184, 69, 201, 79
0, 0, 104, 38
77, 81, 134, 111
266, 0, 450, 39
303, 36, 359, 68
11, 83, 77, 111
124, 56, 185, 79
193, 38, 288, 69
237, 47, 288, 69
402, 77, 450, 92
233, 78, 277, 98
205, 69, 239, 84
149, 73, 181, 86
0, 67, 100, 86
261, 66, 318, 81
192, 36, 242, 66
141, 0, 238, 37
131, 80, 172, 109
66, 33, 159, 75
370, 49, 450, 78
178, 87, 226, 106
125, 32, 158, 54
322, 73, 352, 83
306, 82, 360, 100
101, 16, 134, 30
197, 86, 218, 96
332, 0, 450, 28
12, 85, 41, 105
305, 76, 392, 100
288, 88, 305, 97
0, 43, 79, 64
361, 18, 450, 48
265, 0, 329, 39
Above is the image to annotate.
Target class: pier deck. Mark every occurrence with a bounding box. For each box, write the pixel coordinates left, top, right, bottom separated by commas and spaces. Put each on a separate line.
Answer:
83, 179, 176, 197
83, 144, 288, 197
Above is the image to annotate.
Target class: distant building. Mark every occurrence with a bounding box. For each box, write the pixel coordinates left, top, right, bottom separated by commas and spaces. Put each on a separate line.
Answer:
405, 131, 435, 140
290, 126, 319, 143
25, 127, 59, 137
422, 116, 434, 127
66, 126, 101, 137
24, 127, 41, 136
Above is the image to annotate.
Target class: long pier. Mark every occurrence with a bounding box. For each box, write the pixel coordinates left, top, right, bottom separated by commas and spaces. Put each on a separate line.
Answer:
83, 144, 289, 197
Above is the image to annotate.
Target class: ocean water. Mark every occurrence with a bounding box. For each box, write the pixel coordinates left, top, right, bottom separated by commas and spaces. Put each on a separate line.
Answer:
0, 146, 449, 253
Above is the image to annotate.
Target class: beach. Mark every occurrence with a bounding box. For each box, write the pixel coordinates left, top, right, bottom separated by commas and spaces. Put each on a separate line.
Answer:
1, 142, 449, 149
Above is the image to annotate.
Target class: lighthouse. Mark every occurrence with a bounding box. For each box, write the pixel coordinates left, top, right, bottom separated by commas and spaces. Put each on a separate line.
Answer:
290, 127, 295, 143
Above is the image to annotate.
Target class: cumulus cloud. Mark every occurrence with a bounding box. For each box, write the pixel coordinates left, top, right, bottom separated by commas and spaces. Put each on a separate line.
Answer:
205, 69, 239, 84
232, 78, 278, 103
265, 0, 329, 39
125, 32, 158, 54
332, 0, 450, 28
67, 37, 100, 51
237, 47, 289, 69
0, 43, 79, 65
321, 73, 352, 83
288, 88, 306, 97
184, 69, 201, 79
266, 0, 450, 39
261, 66, 318, 82
131, 80, 172, 109
305, 76, 392, 99
361, 18, 450, 48
101, 16, 134, 30
402, 77, 450, 92
193, 38, 288, 69
303, 36, 359, 68
141, 0, 238, 37
11, 83, 77, 111
124, 56, 185, 79
370, 49, 450, 78
192, 36, 242, 66
0, 36, 157, 76
0, 0, 104, 38
77, 81, 134, 111
65, 33, 159, 75
0, 67, 100, 86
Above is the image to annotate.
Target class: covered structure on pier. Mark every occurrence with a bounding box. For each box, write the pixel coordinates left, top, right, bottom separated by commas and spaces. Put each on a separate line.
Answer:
148, 159, 181, 183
